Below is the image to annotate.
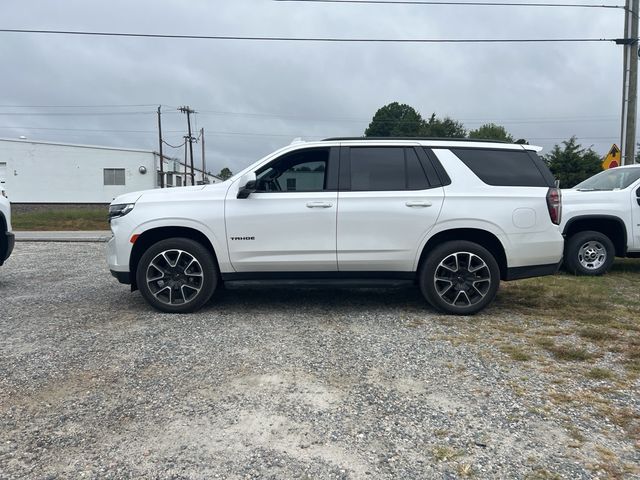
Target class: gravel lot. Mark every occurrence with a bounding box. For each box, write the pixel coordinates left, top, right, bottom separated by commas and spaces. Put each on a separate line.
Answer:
0, 243, 638, 479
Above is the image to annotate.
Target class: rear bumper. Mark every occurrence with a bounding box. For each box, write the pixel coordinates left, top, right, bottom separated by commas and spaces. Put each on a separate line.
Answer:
110, 269, 131, 285
505, 260, 561, 281
0, 231, 14, 265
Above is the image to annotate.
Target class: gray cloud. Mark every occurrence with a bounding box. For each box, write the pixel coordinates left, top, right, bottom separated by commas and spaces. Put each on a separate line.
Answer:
0, 0, 626, 173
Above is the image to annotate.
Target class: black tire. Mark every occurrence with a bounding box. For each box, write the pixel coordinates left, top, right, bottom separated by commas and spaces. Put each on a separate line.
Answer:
136, 237, 218, 313
564, 230, 615, 276
420, 240, 500, 315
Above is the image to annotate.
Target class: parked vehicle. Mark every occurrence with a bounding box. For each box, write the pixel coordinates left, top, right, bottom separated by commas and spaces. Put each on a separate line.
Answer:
0, 187, 14, 266
561, 165, 640, 275
107, 138, 563, 315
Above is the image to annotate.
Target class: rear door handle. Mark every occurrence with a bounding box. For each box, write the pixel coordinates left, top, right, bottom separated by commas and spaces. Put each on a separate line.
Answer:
306, 201, 333, 208
405, 201, 432, 208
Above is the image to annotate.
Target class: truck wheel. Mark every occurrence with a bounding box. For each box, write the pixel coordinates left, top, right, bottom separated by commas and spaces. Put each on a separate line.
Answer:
420, 240, 500, 315
565, 231, 615, 276
136, 237, 218, 313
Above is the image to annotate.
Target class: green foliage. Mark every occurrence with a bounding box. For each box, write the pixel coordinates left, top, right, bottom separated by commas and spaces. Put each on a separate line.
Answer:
364, 102, 424, 137
469, 123, 514, 143
218, 167, 233, 180
545, 137, 602, 188
12, 208, 108, 231
422, 113, 466, 138
364, 103, 465, 138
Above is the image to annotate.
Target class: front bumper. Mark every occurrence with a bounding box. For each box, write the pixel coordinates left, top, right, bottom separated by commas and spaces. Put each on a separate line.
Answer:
0, 231, 14, 265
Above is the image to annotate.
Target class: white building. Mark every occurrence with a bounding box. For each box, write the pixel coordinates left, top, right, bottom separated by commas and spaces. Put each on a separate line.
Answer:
0, 138, 220, 204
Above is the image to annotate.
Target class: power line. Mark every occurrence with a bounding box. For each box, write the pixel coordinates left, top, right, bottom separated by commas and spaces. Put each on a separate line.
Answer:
0, 111, 155, 116
0, 126, 183, 133
0, 103, 160, 108
0, 28, 620, 43
274, 0, 624, 8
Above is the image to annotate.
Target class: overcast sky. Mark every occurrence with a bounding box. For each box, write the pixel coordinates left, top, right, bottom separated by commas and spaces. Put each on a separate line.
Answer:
0, 0, 627, 173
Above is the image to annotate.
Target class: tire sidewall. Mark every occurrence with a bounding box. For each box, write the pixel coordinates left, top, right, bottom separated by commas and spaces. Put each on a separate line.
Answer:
136, 237, 218, 313
565, 231, 615, 276
420, 241, 500, 316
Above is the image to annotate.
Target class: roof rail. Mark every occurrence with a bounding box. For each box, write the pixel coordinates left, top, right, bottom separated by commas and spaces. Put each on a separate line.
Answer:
322, 136, 509, 144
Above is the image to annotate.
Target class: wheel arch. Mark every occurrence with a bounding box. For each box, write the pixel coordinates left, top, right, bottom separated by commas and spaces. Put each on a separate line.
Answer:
0, 212, 7, 265
416, 228, 508, 280
563, 215, 627, 256
129, 226, 221, 290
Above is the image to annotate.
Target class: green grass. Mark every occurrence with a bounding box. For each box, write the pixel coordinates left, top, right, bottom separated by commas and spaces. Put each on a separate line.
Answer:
12, 208, 109, 231
586, 368, 616, 381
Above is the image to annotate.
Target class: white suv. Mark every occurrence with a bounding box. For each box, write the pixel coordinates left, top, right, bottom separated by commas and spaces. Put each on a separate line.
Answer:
107, 138, 564, 315
0, 188, 14, 266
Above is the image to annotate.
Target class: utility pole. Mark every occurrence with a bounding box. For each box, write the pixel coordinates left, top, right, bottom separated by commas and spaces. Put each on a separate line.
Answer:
620, 0, 639, 165
200, 128, 206, 184
178, 106, 196, 184
183, 137, 189, 186
157, 105, 165, 188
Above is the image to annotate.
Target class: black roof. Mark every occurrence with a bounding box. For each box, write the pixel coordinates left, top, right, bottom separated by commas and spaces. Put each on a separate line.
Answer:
322, 136, 509, 144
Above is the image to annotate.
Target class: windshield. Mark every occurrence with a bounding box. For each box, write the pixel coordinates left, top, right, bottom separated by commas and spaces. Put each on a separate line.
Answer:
575, 167, 640, 191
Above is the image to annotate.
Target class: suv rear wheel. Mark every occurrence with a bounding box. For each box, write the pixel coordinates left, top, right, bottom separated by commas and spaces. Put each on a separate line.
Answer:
420, 241, 500, 315
136, 237, 218, 313
564, 230, 615, 276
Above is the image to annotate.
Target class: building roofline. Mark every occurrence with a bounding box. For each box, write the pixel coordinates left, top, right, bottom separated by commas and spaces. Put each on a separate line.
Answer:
0, 136, 156, 154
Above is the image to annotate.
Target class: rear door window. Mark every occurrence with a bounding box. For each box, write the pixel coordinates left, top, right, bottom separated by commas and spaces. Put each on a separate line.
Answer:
348, 147, 430, 191
451, 148, 552, 187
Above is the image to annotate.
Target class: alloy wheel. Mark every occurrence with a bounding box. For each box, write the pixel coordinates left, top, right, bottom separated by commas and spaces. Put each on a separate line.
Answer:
146, 249, 204, 306
434, 251, 492, 307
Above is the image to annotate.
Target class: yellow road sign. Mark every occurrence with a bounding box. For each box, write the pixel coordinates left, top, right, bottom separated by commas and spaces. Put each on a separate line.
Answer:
602, 144, 620, 170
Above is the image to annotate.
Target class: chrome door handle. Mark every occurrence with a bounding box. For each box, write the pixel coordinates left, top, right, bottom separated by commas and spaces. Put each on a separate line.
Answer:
405, 201, 432, 208
306, 201, 333, 208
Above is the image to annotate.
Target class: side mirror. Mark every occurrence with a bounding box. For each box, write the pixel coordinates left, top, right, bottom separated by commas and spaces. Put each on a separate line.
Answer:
237, 180, 257, 199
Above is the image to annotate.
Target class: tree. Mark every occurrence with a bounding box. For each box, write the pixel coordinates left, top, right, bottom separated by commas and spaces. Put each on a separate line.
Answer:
365, 102, 424, 137
469, 123, 514, 143
218, 167, 233, 180
545, 137, 602, 188
422, 113, 466, 138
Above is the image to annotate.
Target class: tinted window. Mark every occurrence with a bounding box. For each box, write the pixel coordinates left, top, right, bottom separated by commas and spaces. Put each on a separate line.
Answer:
350, 147, 429, 191
256, 149, 328, 192
406, 148, 430, 190
451, 149, 549, 187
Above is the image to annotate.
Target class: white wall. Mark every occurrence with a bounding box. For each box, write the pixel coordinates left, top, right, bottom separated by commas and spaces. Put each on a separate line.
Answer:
0, 139, 157, 203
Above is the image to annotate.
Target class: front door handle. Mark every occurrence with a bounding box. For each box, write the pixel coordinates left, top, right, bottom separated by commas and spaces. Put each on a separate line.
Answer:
405, 201, 432, 208
306, 201, 333, 208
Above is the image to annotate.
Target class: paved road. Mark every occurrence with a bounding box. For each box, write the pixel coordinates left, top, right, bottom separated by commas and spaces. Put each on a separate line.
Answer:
14, 231, 112, 242
0, 243, 634, 479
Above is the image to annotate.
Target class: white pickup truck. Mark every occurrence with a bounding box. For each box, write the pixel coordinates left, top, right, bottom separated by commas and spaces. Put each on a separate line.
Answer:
561, 165, 640, 275
0, 187, 14, 266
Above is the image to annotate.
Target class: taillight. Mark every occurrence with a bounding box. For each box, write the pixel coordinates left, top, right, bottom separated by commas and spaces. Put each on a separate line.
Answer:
546, 187, 561, 225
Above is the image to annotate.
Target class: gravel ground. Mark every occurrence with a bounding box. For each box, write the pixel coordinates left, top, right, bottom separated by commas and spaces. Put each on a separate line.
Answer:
0, 243, 637, 479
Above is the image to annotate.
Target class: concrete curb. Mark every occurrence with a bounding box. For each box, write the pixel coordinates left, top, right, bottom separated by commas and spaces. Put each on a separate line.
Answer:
14, 231, 112, 243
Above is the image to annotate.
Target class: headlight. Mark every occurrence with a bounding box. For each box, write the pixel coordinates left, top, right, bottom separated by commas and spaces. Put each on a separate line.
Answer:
108, 203, 135, 221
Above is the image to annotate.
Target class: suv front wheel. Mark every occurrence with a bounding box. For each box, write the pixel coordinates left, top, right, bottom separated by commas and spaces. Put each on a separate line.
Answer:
420, 241, 500, 315
136, 238, 218, 313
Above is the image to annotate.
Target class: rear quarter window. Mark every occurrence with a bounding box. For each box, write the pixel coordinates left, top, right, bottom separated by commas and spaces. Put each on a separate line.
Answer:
451, 148, 553, 187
